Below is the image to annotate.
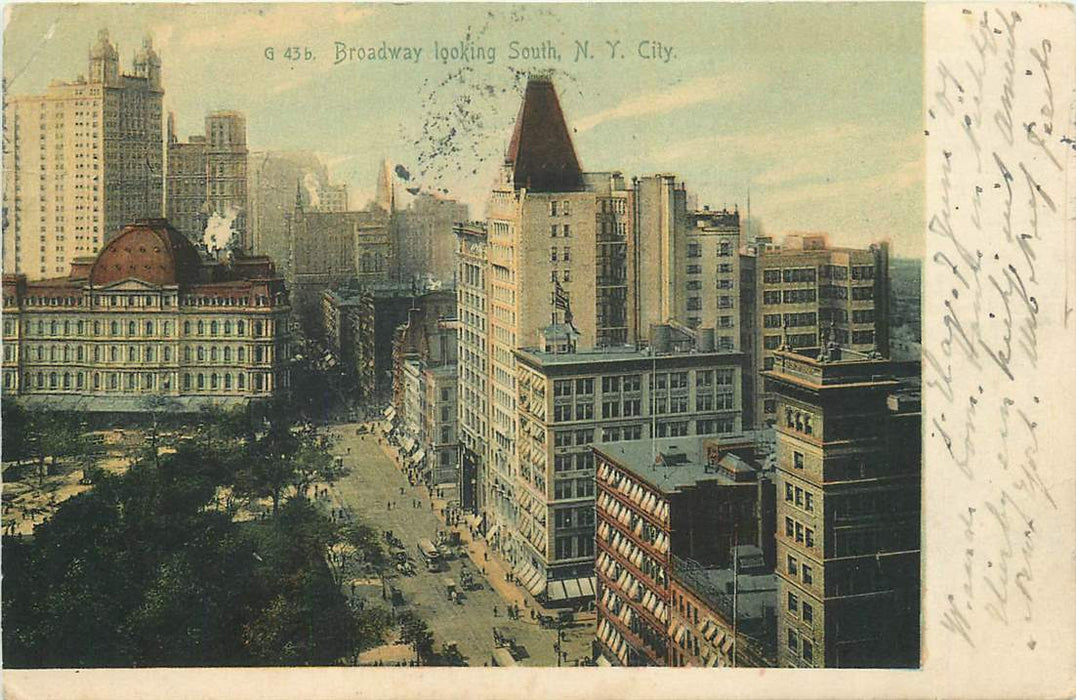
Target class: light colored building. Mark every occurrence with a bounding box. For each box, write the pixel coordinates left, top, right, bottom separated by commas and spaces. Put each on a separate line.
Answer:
741, 233, 891, 424
510, 325, 746, 605
456, 222, 490, 515
764, 346, 919, 668
1, 219, 291, 410
458, 77, 748, 599
166, 111, 249, 249
3, 30, 164, 280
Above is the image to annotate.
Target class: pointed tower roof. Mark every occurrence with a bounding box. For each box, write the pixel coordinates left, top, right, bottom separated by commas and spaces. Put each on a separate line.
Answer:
505, 76, 584, 193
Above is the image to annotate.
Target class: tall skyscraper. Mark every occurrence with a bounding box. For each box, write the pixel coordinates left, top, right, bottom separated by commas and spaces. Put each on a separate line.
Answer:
166, 111, 249, 250
765, 346, 920, 668
458, 75, 749, 605
3, 29, 165, 280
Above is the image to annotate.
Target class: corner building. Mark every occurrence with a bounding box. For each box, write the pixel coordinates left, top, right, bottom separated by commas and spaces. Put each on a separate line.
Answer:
764, 346, 920, 668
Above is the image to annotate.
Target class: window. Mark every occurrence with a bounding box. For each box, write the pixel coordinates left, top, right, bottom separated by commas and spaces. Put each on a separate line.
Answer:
785, 483, 794, 502
788, 592, 799, 614
805, 528, 815, 548
787, 628, 798, 652
687, 264, 701, 275
550, 201, 558, 216
802, 639, 813, 664
551, 225, 559, 238
794, 452, 804, 469
785, 517, 794, 537
805, 492, 814, 512
795, 522, 804, 543
795, 487, 803, 506
563, 224, 570, 238
802, 602, 813, 624
787, 555, 798, 576
563, 247, 571, 262
802, 564, 813, 585
687, 243, 701, 258
550, 247, 558, 262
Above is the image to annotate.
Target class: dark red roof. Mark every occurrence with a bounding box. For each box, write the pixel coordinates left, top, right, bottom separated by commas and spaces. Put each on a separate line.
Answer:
505, 76, 584, 193
89, 219, 203, 287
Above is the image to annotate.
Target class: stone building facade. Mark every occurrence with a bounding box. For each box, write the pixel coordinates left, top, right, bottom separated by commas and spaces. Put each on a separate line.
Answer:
3, 30, 164, 280
2, 219, 291, 410
764, 346, 920, 668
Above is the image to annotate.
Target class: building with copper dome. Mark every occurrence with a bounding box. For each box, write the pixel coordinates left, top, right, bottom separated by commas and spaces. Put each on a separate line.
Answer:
1, 219, 291, 410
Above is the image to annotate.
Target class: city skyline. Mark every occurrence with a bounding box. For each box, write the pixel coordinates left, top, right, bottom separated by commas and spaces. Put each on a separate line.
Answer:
3, 3, 924, 256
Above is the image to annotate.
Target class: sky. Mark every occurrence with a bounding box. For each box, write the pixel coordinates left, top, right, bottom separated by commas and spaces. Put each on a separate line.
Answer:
3, 3, 925, 256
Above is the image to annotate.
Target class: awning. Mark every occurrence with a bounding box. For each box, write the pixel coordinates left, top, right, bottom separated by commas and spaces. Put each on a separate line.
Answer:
547, 581, 568, 601
410, 449, 426, 466
400, 437, 416, 454
380, 420, 394, 433
383, 406, 397, 421
596, 654, 612, 667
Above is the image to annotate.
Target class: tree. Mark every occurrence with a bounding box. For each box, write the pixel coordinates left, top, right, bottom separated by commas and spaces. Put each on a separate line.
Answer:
396, 610, 434, 664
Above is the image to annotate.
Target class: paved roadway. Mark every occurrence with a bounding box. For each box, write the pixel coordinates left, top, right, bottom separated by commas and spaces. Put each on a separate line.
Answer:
327, 423, 593, 667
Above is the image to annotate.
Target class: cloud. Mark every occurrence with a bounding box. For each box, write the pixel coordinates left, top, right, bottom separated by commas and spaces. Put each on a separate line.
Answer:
574, 75, 754, 133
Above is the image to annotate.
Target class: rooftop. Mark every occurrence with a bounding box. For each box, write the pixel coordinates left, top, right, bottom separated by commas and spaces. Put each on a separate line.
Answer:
595, 435, 766, 495
505, 77, 585, 193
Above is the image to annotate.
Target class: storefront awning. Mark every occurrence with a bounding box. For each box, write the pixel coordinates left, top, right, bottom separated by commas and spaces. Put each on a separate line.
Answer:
409, 450, 426, 466
546, 576, 596, 602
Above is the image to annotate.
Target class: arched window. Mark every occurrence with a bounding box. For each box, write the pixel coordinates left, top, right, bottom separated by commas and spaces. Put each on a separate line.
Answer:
211, 373, 219, 389
254, 321, 263, 337
129, 321, 137, 336
62, 346, 70, 361
238, 347, 246, 362
164, 347, 172, 362
49, 372, 58, 388
36, 346, 43, 361
197, 320, 205, 335
237, 320, 245, 336
145, 347, 155, 362
224, 347, 232, 363
183, 373, 191, 390
94, 321, 101, 336
93, 373, 101, 389
63, 372, 71, 389
184, 321, 191, 336
63, 320, 70, 335
145, 321, 153, 335
77, 346, 84, 361
49, 347, 56, 361
211, 321, 219, 336
211, 347, 219, 362
197, 373, 205, 389
77, 373, 84, 389
163, 321, 171, 336
36, 372, 44, 387
111, 321, 119, 336
238, 373, 246, 390
143, 373, 153, 389
93, 346, 101, 362
128, 346, 137, 361
110, 346, 118, 362
224, 320, 233, 335
50, 321, 58, 335
109, 374, 118, 390
184, 347, 192, 362
77, 320, 85, 335
36, 320, 43, 335
224, 373, 232, 390
197, 347, 205, 362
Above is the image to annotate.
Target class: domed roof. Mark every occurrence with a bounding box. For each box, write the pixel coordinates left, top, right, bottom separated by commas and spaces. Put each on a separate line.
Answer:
89, 220, 203, 287
90, 28, 118, 60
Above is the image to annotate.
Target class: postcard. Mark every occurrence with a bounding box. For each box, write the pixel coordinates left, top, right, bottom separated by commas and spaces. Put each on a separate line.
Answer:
1, 2, 1073, 699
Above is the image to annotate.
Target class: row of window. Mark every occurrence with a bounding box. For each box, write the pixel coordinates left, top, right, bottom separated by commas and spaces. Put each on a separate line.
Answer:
13, 343, 271, 365
14, 369, 270, 392
13, 317, 269, 338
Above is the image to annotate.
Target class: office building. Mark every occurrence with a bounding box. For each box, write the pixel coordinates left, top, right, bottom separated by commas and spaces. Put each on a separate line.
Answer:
741, 233, 891, 424
764, 345, 920, 668
593, 435, 773, 665
511, 325, 746, 605
1, 219, 291, 410
3, 30, 164, 280
166, 111, 249, 250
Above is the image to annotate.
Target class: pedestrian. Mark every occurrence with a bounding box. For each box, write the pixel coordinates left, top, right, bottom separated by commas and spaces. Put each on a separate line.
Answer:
493, 605, 498, 617
484, 552, 488, 562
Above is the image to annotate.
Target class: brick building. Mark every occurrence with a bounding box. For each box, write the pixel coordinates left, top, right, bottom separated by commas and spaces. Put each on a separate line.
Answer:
764, 345, 920, 668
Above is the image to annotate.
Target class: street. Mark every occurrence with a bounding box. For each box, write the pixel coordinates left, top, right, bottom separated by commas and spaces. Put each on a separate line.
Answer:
326, 422, 594, 667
